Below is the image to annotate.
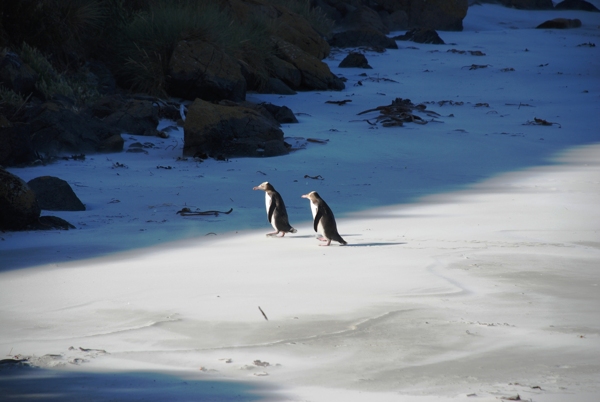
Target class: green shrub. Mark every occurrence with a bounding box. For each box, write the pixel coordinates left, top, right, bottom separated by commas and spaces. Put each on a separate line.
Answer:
19, 43, 99, 106
0, 85, 25, 110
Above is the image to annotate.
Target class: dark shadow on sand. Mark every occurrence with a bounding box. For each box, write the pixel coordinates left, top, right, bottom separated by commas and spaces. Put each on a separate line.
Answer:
0, 365, 284, 401
345, 242, 406, 247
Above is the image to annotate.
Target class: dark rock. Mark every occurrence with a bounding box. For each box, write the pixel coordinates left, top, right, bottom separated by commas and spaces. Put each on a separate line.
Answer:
339, 52, 373, 69
380, 9, 410, 31
259, 103, 298, 124
318, 0, 469, 31
103, 99, 159, 136
27, 215, 76, 230
260, 77, 298, 95
84, 61, 117, 95
27, 176, 85, 211
0, 50, 38, 96
183, 98, 288, 159
536, 18, 582, 29
393, 28, 445, 44
330, 29, 399, 49
98, 135, 125, 153
22, 102, 123, 158
0, 169, 40, 231
409, 0, 469, 31
0, 123, 37, 167
268, 56, 302, 90
499, 0, 554, 9
272, 38, 345, 91
555, 0, 600, 11
167, 39, 247, 102
342, 5, 389, 34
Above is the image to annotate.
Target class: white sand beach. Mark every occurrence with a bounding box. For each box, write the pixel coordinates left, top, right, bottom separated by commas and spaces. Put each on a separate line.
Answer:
1, 3, 599, 401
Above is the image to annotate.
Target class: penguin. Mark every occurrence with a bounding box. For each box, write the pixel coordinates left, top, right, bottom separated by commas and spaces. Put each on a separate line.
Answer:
301, 191, 347, 246
253, 182, 297, 237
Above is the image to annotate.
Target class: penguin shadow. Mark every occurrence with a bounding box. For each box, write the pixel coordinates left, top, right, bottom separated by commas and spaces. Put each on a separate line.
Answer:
344, 241, 406, 247
298, 234, 406, 247
337, 234, 405, 247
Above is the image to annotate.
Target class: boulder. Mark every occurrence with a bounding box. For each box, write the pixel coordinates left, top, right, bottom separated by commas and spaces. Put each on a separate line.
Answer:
319, 0, 468, 31
102, 98, 159, 136
167, 39, 247, 102
536, 18, 582, 29
342, 5, 389, 34
258, 103, 298, 124
260, 77, 297, 95
22, 102, 123, 158
0, 50, 38, 96
268, 56, 302, 90
0, 169, 40, 231
380, 9, 410, 31
29, 215, 76, 230
339, 52, 373, 69
0, 123, 37, 167
499, 0, 554, 9
329, 29, 399, 49
272, 38, 345, 91
27, 176, 85, 211
393, 28, 445, 44
409, 0, 469, 31
555, 0, 600, 11
183, 99, 288, 159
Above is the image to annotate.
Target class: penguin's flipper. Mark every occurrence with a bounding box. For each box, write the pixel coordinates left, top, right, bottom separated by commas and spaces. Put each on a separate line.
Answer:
267, 196, 277, 223
314, 209, 323, 232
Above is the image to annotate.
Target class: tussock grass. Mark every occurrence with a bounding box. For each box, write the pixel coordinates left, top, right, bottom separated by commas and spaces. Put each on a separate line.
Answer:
19, 43, 99, 106
113, 0, 273, 96
269, 0, 334, 38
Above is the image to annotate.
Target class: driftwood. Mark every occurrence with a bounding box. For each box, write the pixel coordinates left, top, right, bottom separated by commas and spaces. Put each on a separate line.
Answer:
356, 98, 440, 127
325, 100, 352, 105
463, 64, 491, 70
524, 117, 561, 128
176, 207, 233, 216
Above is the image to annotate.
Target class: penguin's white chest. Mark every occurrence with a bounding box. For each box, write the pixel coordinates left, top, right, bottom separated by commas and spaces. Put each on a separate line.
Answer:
265, 193, 277, 230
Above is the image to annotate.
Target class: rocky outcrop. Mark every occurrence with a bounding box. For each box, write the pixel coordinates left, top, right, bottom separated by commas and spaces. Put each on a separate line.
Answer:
183, 99, 288, 159
101, 98, 159, 136
21, 102, 123, 158
330, 29, 399, 49
319, 0, 468, 38
499, 0, 554, 9
271, 38, 345, 91
0, 169, 40, 231
27, 176, 85, 211
408, 0, 469, 31
168, 39, 247, 102
555, 0, 600, 11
